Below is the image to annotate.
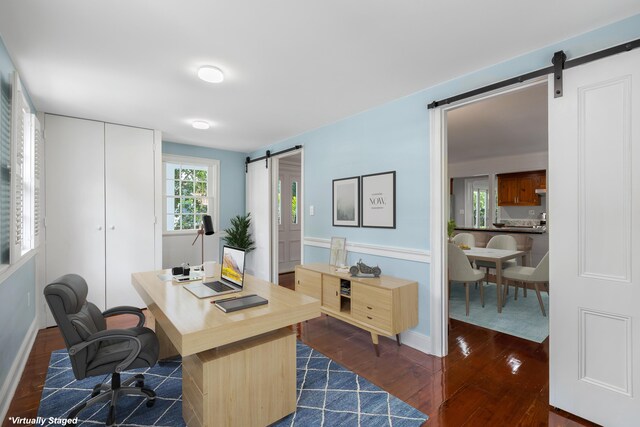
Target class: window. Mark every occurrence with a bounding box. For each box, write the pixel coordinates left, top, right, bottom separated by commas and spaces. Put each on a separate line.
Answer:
163, 155, 218, 233
291, 180, 298, 224
468, 178, 489, 229
7, 73, 40, 265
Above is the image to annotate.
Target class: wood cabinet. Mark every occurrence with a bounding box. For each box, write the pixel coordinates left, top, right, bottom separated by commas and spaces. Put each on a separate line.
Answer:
497, 170, 546, 206
294, 263, 418, 355
44, 114, 161, 312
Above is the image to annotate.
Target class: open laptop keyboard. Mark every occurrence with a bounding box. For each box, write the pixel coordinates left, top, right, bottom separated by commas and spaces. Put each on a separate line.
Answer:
204, 281, 234, 292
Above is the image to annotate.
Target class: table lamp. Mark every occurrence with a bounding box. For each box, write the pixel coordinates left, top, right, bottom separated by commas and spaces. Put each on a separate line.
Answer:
192, 214, 215, 266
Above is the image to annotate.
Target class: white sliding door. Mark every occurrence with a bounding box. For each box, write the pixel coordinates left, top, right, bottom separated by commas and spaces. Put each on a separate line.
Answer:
245, 160, 271, 281
548, 49, 640, 425
104, 124, 156, 309
45, 115, 106, 310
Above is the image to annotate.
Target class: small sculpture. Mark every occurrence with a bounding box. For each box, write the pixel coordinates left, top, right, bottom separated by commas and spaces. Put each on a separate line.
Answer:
350, 259, 382, 277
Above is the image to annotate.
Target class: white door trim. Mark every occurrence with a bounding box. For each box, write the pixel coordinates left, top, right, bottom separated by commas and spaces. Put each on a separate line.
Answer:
270, 148, 304, 284
429, 77, 548, 357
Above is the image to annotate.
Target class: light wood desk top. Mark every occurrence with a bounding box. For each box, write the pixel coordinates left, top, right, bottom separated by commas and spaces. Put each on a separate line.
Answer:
132, 269, 320, 356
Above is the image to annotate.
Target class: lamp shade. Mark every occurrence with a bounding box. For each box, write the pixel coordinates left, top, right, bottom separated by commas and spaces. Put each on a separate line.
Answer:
202, 215, 215, 235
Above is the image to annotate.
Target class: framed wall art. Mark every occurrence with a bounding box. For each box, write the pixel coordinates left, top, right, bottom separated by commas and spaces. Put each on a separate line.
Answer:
361, 171, 396, 228
329, 236, 347, 266
332, 176, 360, 227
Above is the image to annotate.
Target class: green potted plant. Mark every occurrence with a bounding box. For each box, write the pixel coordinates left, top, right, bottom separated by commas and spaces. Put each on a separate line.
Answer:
447, 219, 457, 242
223, 213, 256, 252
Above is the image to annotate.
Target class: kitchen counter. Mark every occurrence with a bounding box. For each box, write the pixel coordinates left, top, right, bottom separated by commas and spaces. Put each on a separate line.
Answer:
455, 226, 546, 234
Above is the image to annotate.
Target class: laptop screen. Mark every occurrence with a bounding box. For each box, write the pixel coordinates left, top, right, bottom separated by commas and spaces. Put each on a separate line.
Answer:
221, 246, 246, 288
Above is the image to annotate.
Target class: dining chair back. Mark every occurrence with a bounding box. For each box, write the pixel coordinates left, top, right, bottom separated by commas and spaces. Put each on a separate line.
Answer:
448, 243, 485, 316
502, 252, 550, 316
452, 233, 475, 247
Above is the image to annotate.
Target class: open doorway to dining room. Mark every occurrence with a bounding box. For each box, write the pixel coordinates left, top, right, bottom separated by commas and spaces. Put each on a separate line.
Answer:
443, 79, 550, 348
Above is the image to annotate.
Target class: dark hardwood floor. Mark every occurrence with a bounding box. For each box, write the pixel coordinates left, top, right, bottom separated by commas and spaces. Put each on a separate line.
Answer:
4, 299, 597, 426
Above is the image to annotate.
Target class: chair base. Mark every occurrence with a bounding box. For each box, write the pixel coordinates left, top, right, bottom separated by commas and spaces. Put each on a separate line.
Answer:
67, 372, 156, 426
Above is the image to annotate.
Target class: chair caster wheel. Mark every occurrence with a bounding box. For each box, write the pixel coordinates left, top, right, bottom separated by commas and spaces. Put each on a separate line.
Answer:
146, 399, 156, 408
136, 380, 144, 388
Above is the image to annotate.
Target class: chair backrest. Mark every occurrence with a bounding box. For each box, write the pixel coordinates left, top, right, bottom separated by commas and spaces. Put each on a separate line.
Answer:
529, 252, 550, 282
452, 233, 475, 247
448, 243, 481, 282
486, 234, 517, 250
44, 274, 107, 380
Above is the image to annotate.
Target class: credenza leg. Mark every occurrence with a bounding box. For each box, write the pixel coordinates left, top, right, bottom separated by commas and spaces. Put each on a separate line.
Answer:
371, 332, 380, 357
396, 334, 401, 346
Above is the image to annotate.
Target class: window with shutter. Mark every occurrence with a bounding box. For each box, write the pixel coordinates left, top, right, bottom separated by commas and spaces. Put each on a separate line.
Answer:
0, 71, 10, 265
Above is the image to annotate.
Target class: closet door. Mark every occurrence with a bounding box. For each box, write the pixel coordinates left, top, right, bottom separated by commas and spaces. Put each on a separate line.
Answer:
45, 115, 106, 310
104, 124, 155, 308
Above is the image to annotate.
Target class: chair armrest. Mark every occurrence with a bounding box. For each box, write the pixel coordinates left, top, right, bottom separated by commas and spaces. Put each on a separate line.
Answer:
102, 306, 145, 327
69, 329, 142, 373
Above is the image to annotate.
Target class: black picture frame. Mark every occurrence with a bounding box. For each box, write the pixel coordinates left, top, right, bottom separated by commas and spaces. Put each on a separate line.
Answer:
332, 176, 360, 227
361, 171, 396, 229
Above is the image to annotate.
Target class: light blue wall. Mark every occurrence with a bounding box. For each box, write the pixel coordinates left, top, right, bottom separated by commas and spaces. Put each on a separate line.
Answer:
252, 14, 640, 338
0, 258, 36, 394
162, 141, 247, 234
0, 36, 38, 399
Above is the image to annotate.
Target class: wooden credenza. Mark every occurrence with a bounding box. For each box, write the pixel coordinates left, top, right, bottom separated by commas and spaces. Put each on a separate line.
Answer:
295, 263, 418, 356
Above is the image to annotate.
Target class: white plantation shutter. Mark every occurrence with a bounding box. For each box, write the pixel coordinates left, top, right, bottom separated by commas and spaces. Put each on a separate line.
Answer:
10, 73, 34, 262
34, 116, 41, 247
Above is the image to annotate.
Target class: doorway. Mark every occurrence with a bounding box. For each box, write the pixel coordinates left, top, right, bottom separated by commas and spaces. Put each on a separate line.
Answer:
429, 78, 549, 356
272, 151, 302, 286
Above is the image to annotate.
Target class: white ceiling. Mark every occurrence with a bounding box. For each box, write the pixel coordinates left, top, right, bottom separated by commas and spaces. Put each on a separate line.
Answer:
1, 1, 639, 153
447, 83, 548, 163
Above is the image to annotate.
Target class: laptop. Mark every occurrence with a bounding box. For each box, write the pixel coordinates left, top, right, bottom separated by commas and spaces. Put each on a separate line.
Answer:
184, 246, 246, 298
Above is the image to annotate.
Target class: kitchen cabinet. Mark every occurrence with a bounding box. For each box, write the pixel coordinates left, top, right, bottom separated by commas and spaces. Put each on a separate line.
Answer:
497, 170, 546, 206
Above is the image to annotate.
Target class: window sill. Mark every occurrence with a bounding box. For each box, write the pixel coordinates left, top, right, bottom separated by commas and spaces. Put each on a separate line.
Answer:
0, 247, 39, 284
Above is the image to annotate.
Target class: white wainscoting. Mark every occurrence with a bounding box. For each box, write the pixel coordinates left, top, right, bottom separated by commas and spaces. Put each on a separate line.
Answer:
303, 237, 431, 264
0, 319, 38, 421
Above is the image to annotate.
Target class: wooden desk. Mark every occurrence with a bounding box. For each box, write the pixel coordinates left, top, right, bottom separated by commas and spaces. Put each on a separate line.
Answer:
463, 247, 526, 313
295, 263, 418, 356
132, 269, 320, 427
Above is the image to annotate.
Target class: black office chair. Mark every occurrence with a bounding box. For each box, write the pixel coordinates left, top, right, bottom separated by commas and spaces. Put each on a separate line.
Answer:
44, 274, 159, 426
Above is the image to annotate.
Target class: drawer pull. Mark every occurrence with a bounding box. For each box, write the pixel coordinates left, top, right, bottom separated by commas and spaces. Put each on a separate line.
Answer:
367, 316, 373, 320
367, 306, 373, 310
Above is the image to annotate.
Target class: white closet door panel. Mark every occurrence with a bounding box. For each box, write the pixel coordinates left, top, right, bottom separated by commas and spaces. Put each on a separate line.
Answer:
246, 160, 271, 281
105, 124, 155, 309
44, 115, 106, 310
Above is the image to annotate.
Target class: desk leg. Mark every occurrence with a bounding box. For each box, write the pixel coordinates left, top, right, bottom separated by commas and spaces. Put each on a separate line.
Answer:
496, 260, 503, 313
371, 332, 380, 357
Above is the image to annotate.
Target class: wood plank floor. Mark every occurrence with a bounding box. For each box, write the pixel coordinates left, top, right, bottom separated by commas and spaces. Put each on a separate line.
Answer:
3, 304, 597, 426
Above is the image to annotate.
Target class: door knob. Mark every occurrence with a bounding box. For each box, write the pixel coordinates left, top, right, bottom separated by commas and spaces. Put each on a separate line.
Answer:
110, 225, 115, 230
98, 226, 103, 231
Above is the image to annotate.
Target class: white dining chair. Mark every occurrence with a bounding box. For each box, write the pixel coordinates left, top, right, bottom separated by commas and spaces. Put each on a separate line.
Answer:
475, 235, 518, 286
452, 232, 475, 247
502, 252, 549, 316
448, 243, 485, 316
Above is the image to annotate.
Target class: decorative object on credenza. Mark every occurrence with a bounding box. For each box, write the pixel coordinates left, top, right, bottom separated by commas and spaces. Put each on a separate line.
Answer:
361, 171, 396, 228
329, 236, 347, 267
349, 259, 382, 277
333, 176, 360, 227
222, 213, 256, 253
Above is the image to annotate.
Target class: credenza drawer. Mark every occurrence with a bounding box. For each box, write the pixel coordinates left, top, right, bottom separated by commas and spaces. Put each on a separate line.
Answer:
351, 282, 392, 310
295, 267, 322, 300
352, 307, 392, 331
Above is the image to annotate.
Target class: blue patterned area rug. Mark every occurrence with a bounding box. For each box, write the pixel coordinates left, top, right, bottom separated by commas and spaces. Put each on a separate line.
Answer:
450, 281, 549, 343
37, 342, 428, 426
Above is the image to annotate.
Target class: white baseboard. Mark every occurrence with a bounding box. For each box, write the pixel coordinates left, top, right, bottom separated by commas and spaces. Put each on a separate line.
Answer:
304, 237, 431, 264
0, 319, 38, 421
400, 329, 432, 355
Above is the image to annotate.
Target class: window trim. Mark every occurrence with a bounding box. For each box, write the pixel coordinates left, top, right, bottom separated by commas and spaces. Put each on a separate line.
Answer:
162, 154, 220, 236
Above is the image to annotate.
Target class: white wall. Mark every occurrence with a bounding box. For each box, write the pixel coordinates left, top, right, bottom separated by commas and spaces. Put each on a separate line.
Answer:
162, 234, 222, 269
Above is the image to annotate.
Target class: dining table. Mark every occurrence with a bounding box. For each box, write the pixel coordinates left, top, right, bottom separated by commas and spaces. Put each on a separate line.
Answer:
462, 246, 526, 313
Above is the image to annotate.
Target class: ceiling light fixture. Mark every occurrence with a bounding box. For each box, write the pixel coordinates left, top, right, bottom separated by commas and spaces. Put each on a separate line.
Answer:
197, 66, 224, 83
192, 120, 211, 130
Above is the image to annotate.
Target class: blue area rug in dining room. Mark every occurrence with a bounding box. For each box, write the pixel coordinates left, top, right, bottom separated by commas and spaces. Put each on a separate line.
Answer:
37, 341, 428, 426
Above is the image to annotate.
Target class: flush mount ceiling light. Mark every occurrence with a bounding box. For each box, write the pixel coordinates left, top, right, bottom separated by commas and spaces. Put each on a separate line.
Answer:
192, 120, 211, 130
197, 66, 224, 83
